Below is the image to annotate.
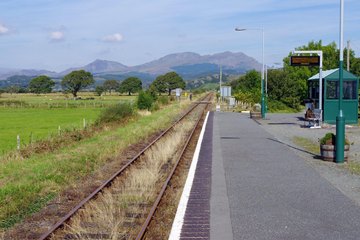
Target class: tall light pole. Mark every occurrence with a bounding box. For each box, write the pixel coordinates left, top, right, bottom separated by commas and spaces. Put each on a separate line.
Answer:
235, 27, 266, 119
336, 0, 345, 163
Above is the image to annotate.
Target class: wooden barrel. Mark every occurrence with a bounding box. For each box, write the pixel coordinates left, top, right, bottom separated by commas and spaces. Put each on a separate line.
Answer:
320, 144, 350, 162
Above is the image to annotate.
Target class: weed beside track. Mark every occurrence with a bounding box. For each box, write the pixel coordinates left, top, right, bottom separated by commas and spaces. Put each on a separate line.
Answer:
55, 122, 195, 239
1, 99, 195, 238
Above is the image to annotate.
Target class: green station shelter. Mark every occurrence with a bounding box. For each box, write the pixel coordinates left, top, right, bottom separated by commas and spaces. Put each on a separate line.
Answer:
308, 68, 359, 124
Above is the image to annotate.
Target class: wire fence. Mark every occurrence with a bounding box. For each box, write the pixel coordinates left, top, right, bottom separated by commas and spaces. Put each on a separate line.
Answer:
0, 100, 133, 109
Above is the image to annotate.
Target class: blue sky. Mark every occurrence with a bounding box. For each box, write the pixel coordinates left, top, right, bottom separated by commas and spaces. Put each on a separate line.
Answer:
0, 0, 359, 72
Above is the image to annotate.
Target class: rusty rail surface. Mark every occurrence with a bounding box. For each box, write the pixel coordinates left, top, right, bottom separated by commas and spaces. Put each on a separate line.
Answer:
39, 93, 212, 240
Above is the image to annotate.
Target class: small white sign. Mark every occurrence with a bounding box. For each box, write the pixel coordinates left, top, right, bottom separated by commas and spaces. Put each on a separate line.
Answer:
175, 88, 182, 97
221, 86, 231, 97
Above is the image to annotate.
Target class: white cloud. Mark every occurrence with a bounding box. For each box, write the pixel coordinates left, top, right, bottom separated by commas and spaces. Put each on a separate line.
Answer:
102, 33, 123, 42
50, 31, 65, 41
0, 23, 9, 34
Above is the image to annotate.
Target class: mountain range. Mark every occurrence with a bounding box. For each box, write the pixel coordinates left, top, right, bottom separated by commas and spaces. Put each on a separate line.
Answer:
0, 51, 260, 81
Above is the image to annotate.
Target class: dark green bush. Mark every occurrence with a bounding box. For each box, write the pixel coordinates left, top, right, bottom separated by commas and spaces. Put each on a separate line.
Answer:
97, 102, 135, 124
137, 91, 154, 110
157, 96, 169, 105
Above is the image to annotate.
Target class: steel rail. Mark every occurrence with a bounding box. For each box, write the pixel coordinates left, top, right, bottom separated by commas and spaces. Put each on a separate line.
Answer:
39, 94, 211, 240
135, 95, 212, 239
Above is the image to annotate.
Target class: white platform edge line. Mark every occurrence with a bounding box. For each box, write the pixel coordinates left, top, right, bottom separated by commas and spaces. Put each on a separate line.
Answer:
168, 111, 210, 240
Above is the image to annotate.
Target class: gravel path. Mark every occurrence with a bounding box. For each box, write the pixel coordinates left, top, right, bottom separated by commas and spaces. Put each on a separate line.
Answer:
254, 112, 360, 207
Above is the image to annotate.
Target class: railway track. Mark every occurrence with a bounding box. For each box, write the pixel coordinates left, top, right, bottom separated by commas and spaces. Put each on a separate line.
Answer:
39, 93, 213, 240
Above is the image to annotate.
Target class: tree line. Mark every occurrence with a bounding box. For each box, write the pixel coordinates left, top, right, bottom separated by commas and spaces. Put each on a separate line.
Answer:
0, 70, 186, 98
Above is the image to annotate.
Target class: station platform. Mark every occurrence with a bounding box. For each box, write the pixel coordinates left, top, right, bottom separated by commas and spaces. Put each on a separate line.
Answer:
169, 111, 360, 240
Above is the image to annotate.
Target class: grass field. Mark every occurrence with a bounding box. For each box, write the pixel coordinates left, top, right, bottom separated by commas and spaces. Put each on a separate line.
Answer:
0, 108, 101, 154
0, 93, 136, 154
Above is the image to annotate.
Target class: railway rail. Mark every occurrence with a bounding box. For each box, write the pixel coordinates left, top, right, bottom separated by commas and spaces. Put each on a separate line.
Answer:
39, 93, 213, 240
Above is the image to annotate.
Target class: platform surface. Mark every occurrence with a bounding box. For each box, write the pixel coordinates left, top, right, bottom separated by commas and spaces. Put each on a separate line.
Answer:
209, 112, 360, 240
171, 111, 360, 240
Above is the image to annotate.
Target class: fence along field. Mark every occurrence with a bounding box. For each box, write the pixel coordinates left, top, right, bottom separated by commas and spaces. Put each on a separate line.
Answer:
0, 93, 136, 154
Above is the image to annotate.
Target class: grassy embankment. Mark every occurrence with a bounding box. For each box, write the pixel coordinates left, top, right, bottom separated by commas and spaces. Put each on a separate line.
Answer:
0, 93, 193, 229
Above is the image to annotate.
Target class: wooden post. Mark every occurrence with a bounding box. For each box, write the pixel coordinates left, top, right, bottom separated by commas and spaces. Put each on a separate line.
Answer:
17, 135, 20, 150
83, 119, 86, 129
58, 126, 61, 136
347, 40, 350, 71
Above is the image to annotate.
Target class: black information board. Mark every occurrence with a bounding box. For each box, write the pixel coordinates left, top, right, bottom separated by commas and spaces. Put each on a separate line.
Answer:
290, 56, 320, 66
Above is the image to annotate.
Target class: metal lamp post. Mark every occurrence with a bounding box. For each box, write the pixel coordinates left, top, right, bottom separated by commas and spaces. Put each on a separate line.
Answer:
235, 27, 266, 119
336, 0, 345, 163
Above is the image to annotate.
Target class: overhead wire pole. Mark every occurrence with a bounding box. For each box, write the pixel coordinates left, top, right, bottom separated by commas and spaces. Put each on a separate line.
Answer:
347, 40, 350, 71
336, 0, 345, 163
265, 64, 268, 114
261, 28, 265, 119
220, 65, 222, 102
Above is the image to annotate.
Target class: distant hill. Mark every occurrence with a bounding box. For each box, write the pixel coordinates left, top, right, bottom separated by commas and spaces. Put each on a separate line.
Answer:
0, 69, 58, 79
60, 59, 128, 76
131, 51, 260, 76
0, 51, 260, 88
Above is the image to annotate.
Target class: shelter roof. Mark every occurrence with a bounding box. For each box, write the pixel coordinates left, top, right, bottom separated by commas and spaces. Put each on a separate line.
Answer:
308, 68, 358, 81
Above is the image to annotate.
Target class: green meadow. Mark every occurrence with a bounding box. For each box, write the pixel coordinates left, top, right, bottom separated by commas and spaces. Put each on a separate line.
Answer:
0, 93, 136, 154
0, 108, 101, 153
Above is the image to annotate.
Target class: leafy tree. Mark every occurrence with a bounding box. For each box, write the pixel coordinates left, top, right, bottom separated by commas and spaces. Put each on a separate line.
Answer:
350, 57, 360, 77
267, 68, 302, 110
118, 77, 142, 95
61, 70, 94, 97
6, 85, 21, 94
29, 75, 55, 94
95, 86, 105, 96
230, 70, 260, 92
162, 71, 186, 95
231, 70, 261, 104
103, 79, 120, 95
147, 84, 159, 100
150, 75, 167, 95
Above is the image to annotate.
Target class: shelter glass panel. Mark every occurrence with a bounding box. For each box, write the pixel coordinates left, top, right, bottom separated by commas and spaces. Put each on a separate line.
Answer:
343, 81, 357, 99
326, 81, 338, 99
